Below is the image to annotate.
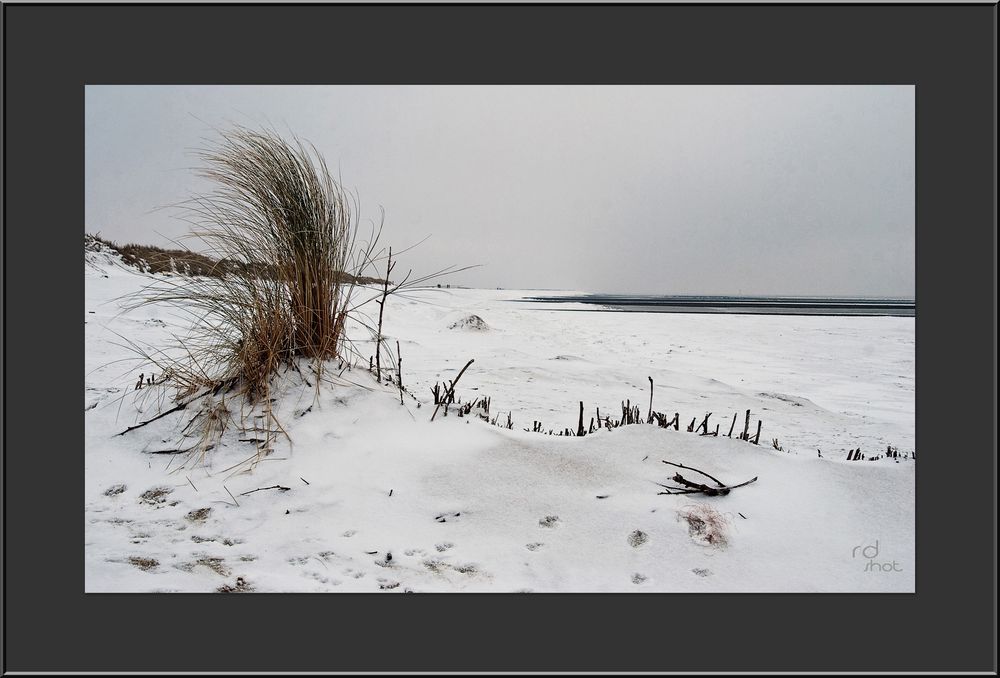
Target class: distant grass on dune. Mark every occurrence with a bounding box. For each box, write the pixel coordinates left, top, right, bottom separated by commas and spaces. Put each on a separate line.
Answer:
85, 233, 387, 286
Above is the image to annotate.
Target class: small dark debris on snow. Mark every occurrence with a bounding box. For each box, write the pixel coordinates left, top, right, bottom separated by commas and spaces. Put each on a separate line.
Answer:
595, 494, 609, 499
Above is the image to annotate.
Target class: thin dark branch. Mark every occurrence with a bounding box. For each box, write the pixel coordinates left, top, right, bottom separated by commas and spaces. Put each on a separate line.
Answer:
238, 484, 291, 496
116, 401, 190, 436
661, 460, 727, 487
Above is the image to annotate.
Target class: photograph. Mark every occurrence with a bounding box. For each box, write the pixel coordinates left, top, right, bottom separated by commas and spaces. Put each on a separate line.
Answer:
83, 84, 915, 594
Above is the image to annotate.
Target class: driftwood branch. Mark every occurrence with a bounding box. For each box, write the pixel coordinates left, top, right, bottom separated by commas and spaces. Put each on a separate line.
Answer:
658, 460, 758, 497
662, 460, 726, 487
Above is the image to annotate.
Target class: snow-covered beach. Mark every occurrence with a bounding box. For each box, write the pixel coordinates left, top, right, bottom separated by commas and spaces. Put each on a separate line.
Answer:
85, 250, 915, 593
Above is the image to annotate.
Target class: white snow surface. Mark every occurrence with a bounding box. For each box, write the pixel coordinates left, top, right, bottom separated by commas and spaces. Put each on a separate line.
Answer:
85, 258, 915, 592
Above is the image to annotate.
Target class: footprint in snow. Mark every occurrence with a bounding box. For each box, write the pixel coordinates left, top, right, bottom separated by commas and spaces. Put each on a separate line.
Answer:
341, 530, 357, 537
305, 571, 339, 586
692, 568, 712, 578
185, 508, 211, 522
627, 530, 649, 548
434, 542, 454, 552
138, 486, 173, 505
538, 515, 560, 528
631, 573, 648, 585
525, 542, 544, 551
103, 484, 126, 497
435, 512, 462, 523
127, 556, 159, 571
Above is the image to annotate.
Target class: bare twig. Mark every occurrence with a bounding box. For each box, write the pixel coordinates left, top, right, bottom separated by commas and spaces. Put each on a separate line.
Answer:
238, 484, 291, 497
115, 401, 189, 436
374, 247, 395, 381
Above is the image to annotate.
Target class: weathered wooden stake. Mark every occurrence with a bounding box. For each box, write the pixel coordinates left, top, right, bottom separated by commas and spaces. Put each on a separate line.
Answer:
430, 359, 474, 421
742, 410, 751, 440
696, 412, 712, 435
727, 412, 738, 437
752, 420, 762, 444
647, 376, 654, 422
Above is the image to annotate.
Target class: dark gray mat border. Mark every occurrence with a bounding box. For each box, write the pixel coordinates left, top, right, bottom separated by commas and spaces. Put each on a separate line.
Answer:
3, 3, 996, 673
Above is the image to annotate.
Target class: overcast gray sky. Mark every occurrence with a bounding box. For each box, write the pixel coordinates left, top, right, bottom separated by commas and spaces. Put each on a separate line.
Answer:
86, 85, 914, 296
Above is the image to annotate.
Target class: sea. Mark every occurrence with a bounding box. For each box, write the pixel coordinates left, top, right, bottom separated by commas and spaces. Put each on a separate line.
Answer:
522, 294, 915, 317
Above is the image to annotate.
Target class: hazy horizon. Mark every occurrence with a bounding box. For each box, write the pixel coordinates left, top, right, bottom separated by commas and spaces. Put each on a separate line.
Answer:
86, 85, 914, 297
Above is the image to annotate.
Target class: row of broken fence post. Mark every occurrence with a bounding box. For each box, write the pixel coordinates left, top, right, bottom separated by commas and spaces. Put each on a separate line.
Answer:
431, 374, 767, 447
524, 401, 765, 446
846, 445, 912, 462
428, 372, 909, 462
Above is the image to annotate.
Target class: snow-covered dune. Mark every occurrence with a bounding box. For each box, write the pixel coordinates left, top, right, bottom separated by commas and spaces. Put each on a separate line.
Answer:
85, 260, 914, 592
